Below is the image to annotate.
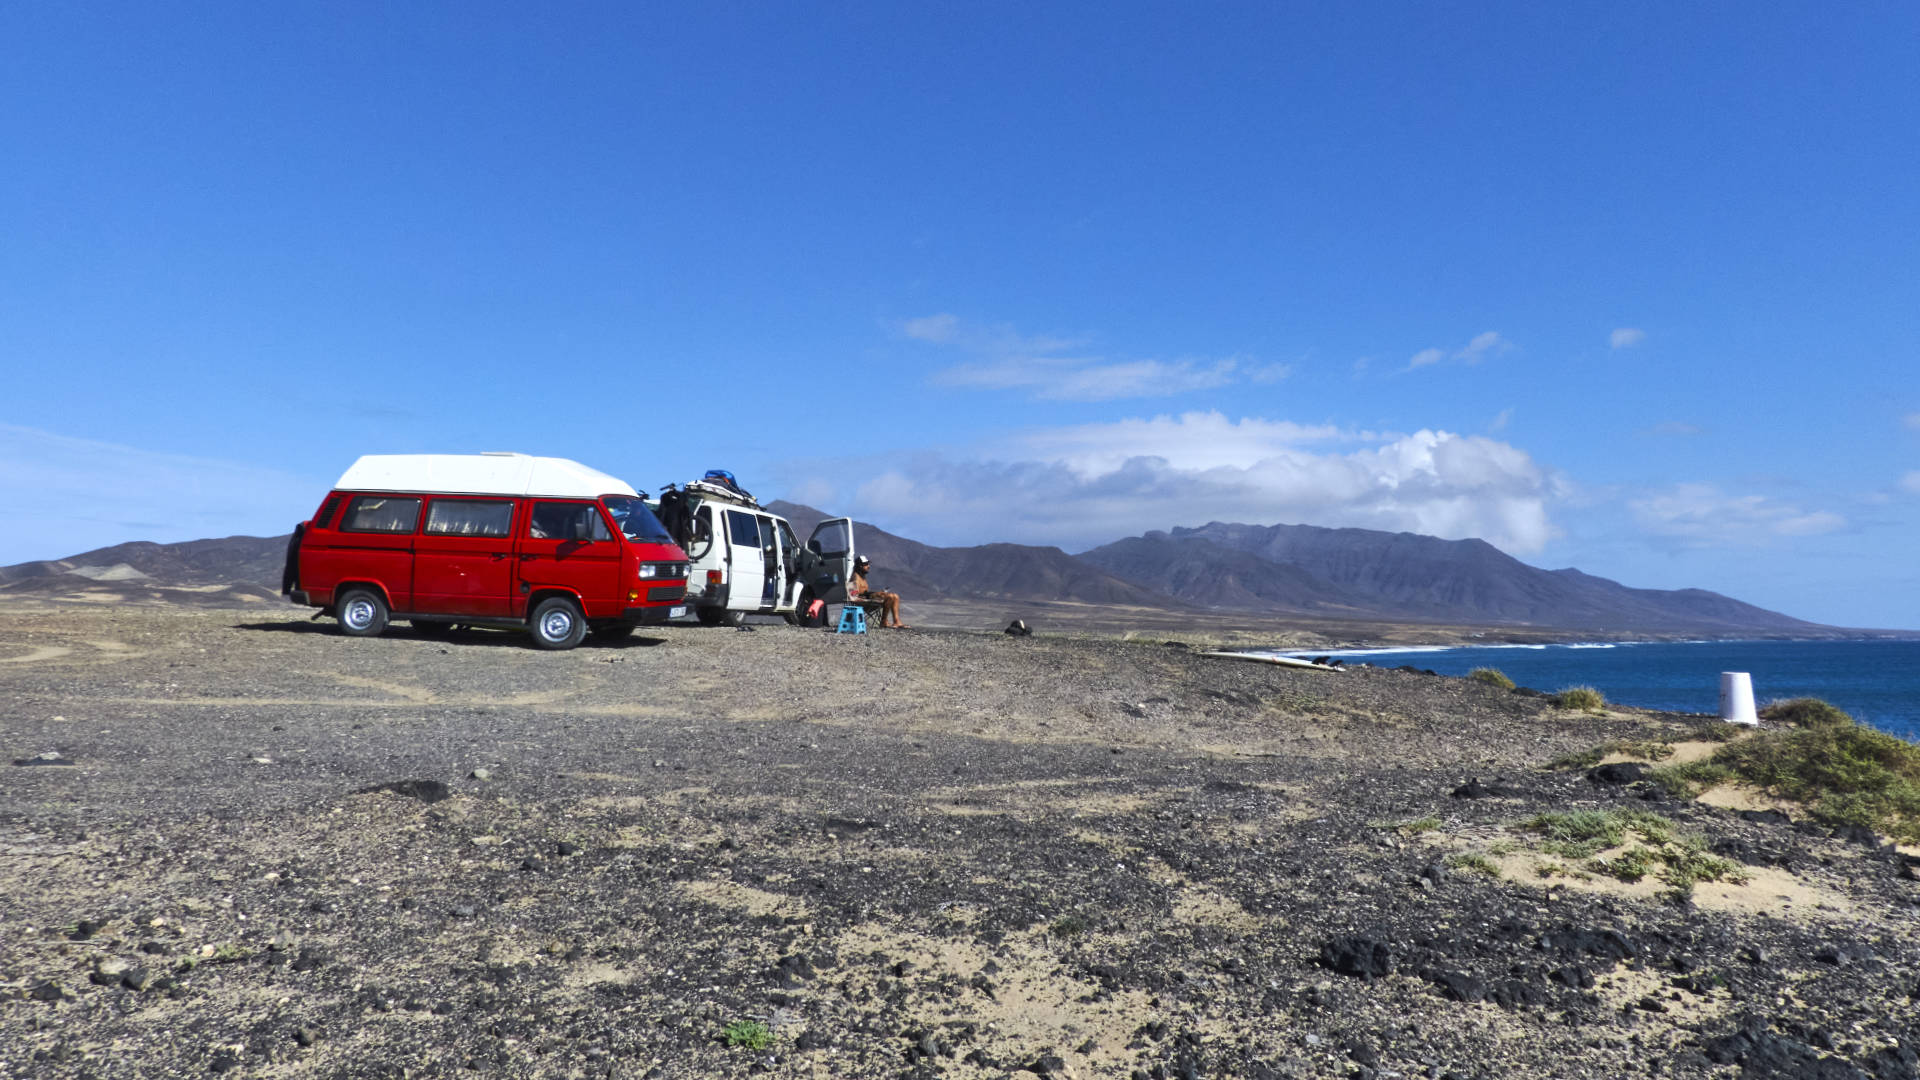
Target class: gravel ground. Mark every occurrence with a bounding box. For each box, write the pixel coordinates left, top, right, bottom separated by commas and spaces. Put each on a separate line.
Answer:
2, 602, 1916, 1080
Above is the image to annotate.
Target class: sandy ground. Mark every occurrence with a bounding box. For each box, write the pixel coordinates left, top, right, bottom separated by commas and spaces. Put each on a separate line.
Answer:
2, 601, 1916, 1079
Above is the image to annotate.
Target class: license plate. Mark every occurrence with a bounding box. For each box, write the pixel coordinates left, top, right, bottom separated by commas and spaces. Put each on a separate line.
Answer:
670, 606, 687, 618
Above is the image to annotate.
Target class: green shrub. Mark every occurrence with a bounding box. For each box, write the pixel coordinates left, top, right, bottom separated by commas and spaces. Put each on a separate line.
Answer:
1758, 698, 1853, 729
1446, 852, 1501, 878
1650, 760, 1735, 799
1524, 809, 1673, 858
1706, 705, 1920, 841
1546, 747, 1606, 771
1049, 914, 1089, 938
1468, 667, 1516, 690
1552, 686, 1607, 712
1592, 846, 1660, 882
723, 1020, 772, 1051
1524, 810, 1625, 857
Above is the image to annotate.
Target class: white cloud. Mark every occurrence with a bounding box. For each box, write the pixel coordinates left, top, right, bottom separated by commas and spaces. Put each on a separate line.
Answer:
909, 313, 1277, 402
848, 415, 1561, 555
1489, 408, 1513, 432
0, 424, 327, 565
1629, 483, 1846, 545
935, 355, 1247, 401
1015, 411, 1349, 475
1405, 331, 1510, 372
781, 477, 839, 508
1899, 471, 1920, 495
902, 313, 961, 343
1457, 331, 1507, 363
1610, 327, 1647, 349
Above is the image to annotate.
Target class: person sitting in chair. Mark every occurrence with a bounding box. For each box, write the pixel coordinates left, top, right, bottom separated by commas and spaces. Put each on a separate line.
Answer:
848, 555, 908, 629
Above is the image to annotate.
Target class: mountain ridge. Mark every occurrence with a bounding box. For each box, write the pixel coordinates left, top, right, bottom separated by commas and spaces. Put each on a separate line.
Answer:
0, 509, 1861, 635
1075, 520, 1827, 634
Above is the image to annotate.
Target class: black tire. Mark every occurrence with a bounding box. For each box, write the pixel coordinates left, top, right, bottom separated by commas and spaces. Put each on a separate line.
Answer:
786, 588, 823, 628
413, 619, 454, 638
529, 596, 587, 650
596, 624, 637, 642
695, 606, 742, 628
336, 587, 389, 638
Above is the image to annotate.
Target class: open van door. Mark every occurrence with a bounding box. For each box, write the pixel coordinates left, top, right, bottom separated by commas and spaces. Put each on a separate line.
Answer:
804, 517, 855, 603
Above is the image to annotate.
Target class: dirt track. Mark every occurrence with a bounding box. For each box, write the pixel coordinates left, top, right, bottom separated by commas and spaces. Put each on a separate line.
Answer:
2, 603, 1916, 1079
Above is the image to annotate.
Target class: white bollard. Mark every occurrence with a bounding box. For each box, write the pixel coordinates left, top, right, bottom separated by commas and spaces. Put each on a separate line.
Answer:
1719, 672, 1759, 725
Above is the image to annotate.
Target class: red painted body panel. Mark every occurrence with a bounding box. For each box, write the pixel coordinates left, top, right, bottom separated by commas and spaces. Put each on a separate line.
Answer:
412, 495, 517, 617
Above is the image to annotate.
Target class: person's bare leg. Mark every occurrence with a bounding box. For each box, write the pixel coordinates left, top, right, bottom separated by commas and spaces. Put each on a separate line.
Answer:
886, 593, 909, 628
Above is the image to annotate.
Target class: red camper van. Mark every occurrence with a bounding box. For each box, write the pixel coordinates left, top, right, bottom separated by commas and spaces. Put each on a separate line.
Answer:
282, 453, 690, 649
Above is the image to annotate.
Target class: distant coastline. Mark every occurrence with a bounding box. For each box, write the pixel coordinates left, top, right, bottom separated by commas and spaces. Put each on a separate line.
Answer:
1255, 638, 1920, 742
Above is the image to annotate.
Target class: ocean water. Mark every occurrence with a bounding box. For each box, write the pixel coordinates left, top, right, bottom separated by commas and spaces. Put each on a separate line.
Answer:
1268, 639, 1920, 742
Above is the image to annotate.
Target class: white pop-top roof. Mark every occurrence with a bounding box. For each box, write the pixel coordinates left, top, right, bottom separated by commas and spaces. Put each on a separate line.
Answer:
333, 453, 638, 499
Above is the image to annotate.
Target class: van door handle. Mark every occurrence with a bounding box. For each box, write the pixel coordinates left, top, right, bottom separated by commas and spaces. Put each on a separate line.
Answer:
519, 554, 535, 561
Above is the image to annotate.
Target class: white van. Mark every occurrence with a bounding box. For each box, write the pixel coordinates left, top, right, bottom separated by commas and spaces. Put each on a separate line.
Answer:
654, 479, 857, 626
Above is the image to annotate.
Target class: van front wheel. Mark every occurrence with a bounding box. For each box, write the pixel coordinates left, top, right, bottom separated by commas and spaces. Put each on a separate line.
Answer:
337, 588, 389, 638
529, 597, 587, 650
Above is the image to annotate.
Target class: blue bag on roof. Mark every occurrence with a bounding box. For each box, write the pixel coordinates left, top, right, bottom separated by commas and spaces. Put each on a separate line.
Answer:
702, 469, 753, 500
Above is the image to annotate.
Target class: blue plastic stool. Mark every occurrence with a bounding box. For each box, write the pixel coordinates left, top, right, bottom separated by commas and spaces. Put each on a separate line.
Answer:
835, 605, 867, 635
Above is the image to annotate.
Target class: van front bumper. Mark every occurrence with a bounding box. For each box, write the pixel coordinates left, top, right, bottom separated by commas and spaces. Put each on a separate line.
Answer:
623, 604, 688, 625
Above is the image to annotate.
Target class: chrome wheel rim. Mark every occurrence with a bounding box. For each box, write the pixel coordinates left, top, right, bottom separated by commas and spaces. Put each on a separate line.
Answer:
343, 599, 374, 630
539, 609, 574, 641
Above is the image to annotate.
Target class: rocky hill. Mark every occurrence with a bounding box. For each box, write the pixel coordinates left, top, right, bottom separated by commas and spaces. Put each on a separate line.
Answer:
1078, 522, 1825, 635
0, 536, 288, 606
767, 501, 1171, 608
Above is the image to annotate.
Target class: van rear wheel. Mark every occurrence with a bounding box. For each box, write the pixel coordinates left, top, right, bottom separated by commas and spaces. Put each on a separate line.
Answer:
337, 588, 389, 638
786, 588, 824, 627
529, 597, 587, 650
695, 606, 741, 628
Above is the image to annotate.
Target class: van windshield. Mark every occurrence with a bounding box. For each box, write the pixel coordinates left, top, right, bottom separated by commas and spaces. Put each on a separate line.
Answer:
602, 496, 675, 544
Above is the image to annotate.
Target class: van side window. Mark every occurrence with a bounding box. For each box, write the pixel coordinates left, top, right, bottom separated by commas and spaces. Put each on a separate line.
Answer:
340, 495, 421, 534
726, 510, 761, 549
425, 499, 513, 537
530, 501, 611, 542
316, 495, 342, 528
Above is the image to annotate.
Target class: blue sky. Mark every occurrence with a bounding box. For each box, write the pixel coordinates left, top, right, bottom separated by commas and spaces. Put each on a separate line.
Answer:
3, 3, 1917, 628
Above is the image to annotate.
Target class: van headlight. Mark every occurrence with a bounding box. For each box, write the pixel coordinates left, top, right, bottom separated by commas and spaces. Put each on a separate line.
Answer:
638, 561, 686, 580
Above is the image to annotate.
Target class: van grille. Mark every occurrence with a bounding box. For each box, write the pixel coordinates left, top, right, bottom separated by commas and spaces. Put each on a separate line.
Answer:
647, 586, 686, 602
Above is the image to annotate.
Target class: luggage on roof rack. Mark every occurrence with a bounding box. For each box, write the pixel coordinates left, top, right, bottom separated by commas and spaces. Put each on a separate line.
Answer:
701, 469, 753, 502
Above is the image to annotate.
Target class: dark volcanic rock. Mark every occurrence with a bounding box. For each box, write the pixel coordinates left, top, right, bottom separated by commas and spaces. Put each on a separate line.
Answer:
1586, 762, 1651, 784
1539, 928, 1637, 962
1424, 969, 1486, 1002
1320, 937, 1395, 980
1701, 1015, 1870, 1079
1450, 778, 1521, 799
354, 779, 450, 803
